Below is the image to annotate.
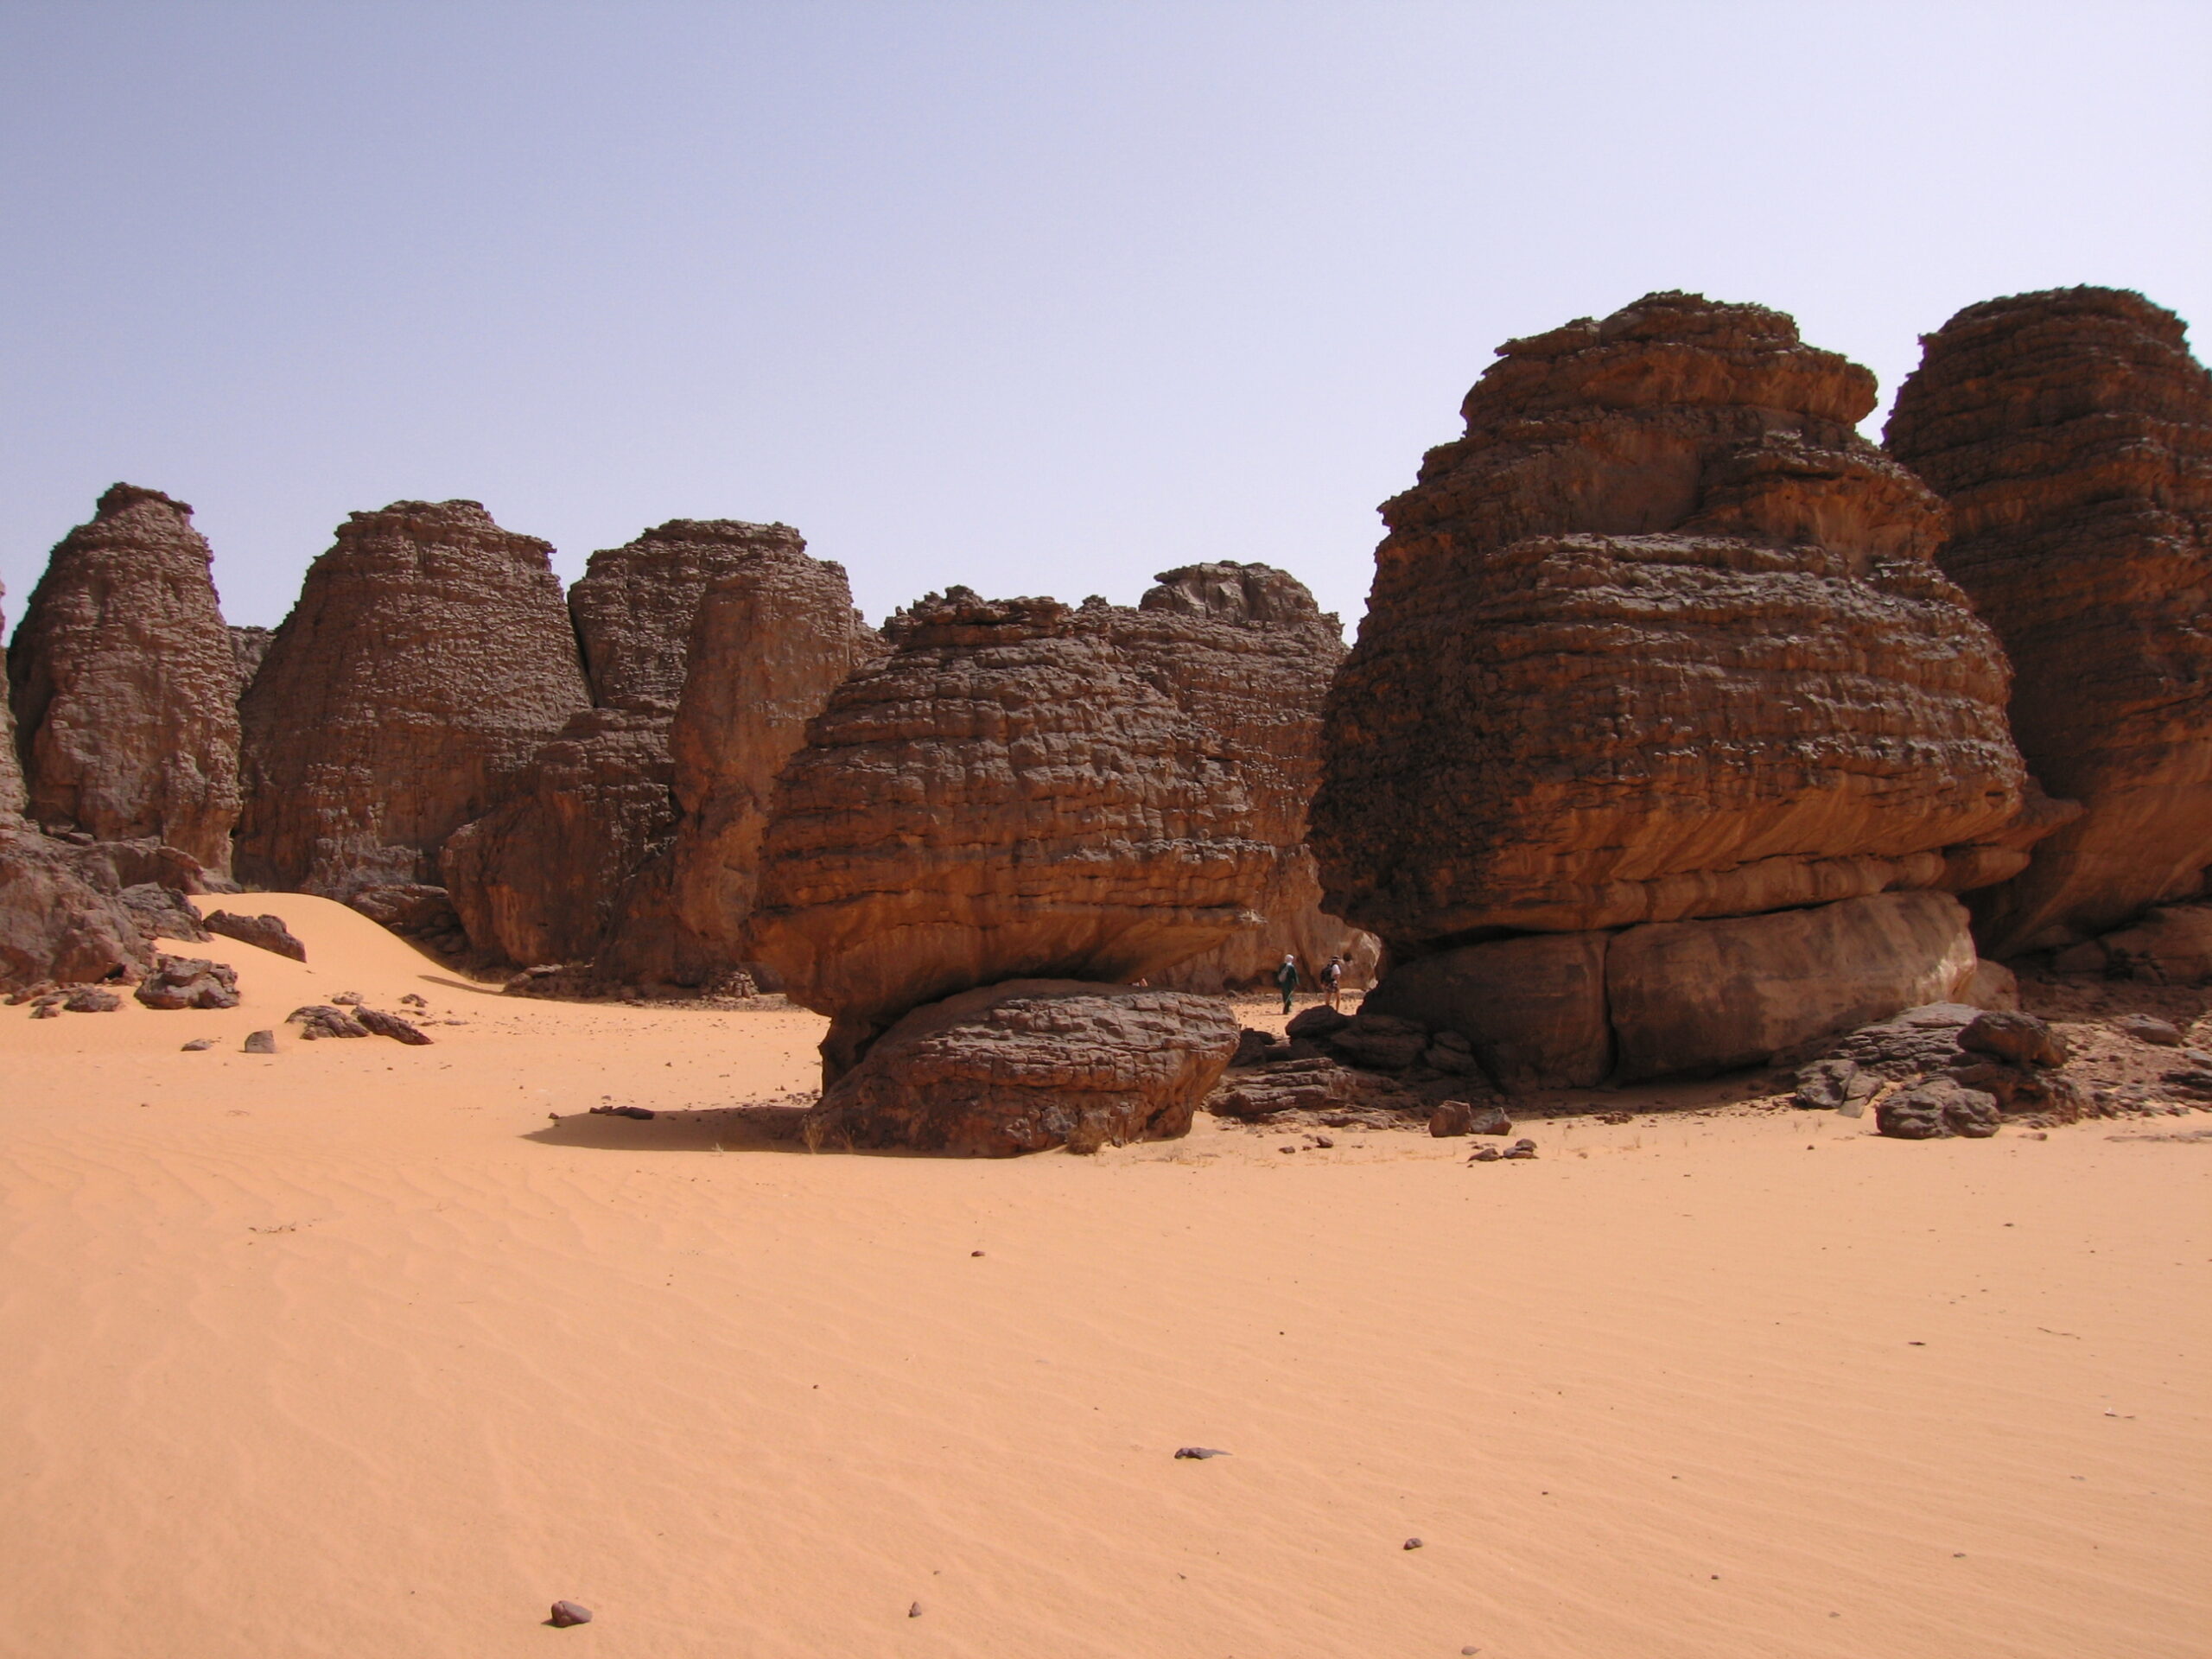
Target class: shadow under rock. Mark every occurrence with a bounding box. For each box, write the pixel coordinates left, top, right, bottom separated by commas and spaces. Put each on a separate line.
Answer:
524, 1103, 815, 1154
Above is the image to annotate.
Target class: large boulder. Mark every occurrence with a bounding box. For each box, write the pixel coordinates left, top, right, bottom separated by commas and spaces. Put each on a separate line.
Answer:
1098, 563, 1377, 992
802, 981, 1239, 1155
1885, 288, 2212, 957
750, 588, 1278, 1077
0, 830, 148, 988
6, 485, 243, 873
597, 541, 882, 986
1604, 891, 1979, 1080
234, 500, 589, 897
1362, 932, 1611, 1090
1313, 292, 2035, 950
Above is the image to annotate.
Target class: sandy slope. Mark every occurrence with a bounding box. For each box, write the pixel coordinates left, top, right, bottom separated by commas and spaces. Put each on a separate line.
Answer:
0, 896, 2204, 1658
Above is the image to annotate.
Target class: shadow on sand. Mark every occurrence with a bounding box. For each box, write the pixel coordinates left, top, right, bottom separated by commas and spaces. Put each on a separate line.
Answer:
524, 1103, 815, 1154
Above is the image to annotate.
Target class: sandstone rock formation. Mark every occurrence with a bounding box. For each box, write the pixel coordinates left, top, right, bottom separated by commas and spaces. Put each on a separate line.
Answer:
202, 909, 307, 961
1311, 293, 2044, 1085
442, 708, 676, 968
803, 980, 1239, 1155
7, 486, 242, 872
1885, 288, 2212, 957
750, 588, 1277, 1077
1091, 563, 1376, 992
569, 519, 809, 712
596, 541, 880, 984
0, 827, 152, 989
227, 626, 273, 693
0, 581, 25, 822
1315, 293, 2032, 947
234, 500, 589, 897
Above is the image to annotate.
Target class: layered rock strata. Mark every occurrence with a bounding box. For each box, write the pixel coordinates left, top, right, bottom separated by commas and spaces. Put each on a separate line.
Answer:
1313, 293, 2041, 1084
750, 588, 1278, 1077
234, 500, 588, 897
8, 486, 242, 872
1092, 563, 1376, 992
803, 981, 1239, 1155
1315, 292, 2031, 945
1885, 287, 2212, 957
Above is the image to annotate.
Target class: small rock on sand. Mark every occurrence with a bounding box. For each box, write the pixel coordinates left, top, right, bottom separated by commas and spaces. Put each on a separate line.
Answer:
181, 1038, 214, 1052
548, 1599, 592, 1627
1403, 1536, 1423, 1549
243, 1030, 276, 1053
908, 1601, 924, 1618
63, 987, 121, 1012
1174, 1446, 1230, 1459
2116, 1014, 2184, 1046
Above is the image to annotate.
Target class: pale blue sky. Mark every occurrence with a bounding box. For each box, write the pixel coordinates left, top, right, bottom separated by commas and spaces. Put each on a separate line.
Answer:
3, 1, 2206, 634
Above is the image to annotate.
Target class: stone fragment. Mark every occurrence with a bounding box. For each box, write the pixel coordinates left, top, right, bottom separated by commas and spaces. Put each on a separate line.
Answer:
181, 1037, 214, 1051
356, 1007, 434, 1045
29, 1001, 58, 1018
548, 1601, 592, 1628
1502, 1138, 1539, 1160
1363, 932, 1610, 1090
1467, 1105, 1513, 1135
329, 991, 364, 1006
1606, 892, 1979, 1081
1284, 1005, 1353, 1041
1885, 289, 2212, 957
2116, 1014, 2184, 1046
1877, 1078, 2003, 1140
7, 486, 242, 872
1429, 1101, 1475, 1136
2098, 903, 2212, 985
1957, 1010, 2069, 1069
1207, 1058, 1360, 1119
1232, 1027, 1284, 1066
62, 987, 120, 1012
288, 1004, 370, 1039
1793, 1058, 1880, 1114
242, 1029, 276, 1053
235, 500, 589, 896
753, 591, 1277, 1077
802, 981, 1238, 1156
0, 828, 163, 989
134, 955, 240, 1010
1174, 1446, 1230, 1459
1316, 292, 2035, 951
202, 910, 307, 961
1326, 1011, 1430, 1072
119, 882, 210, 944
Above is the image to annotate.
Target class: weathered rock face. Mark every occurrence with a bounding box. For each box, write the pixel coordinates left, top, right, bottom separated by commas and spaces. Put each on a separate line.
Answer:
7, 486, 242, 873
234, 500, 589, 897
227, 626, 273, 694
568, 519, 809, 712
0, 827, 206, 990
1885, 288, 2212, 957
599, 544, 881, 986
1096, 563, 1377, 992
803, 980, 1239, 1155
1313, 293, 2033, 950
442, 709, 677, 968
751, 588, 1278, 1077
0, 582, 25, 821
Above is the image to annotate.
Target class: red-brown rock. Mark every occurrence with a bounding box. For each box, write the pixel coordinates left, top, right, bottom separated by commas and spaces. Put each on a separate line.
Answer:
202, 909, 307, 962
7, 486, 242, 873
1313, 293, 2035, 950
0, 581, 25, 822
234, 500, 589, 896
0, 825, 154, 989
1885, 288, 2212, 957
228, 625, 273, 693
596, 541, 880, 985
802, 980, 1239, 1155
1096, 563, 1377, 992
750, 588, 1278, 1077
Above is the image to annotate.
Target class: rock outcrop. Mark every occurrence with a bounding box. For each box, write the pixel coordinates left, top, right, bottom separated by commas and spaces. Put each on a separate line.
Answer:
0, 581, 25, 821
802, 980, 1239, 1155
1315, 292, 2032, 947
234, 500, 589, 897
1092, 563, 1376, 992
595, 540, 879, 985
1885, 288, 2212, 957
1793, 1002, 2082, 1137
568, 519, 809, 712
7, 486, 242, 872
750, 588, 1278, 1077
0, 827, 207, 990
442, 708, 677, 968
1311, 293, 2044, 1085
227, 625, 273, 693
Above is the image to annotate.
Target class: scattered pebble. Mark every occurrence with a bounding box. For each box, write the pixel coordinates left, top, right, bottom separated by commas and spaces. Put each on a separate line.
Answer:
970, 1249, 985, 1257
243, 1030, 276, 1054
1174, 1446, 1230, 1459
548, 1600, 592, 1627
907, 1601, 923, 1618
181, 1038, 214, 1052
1403, 1536, 1423, 1550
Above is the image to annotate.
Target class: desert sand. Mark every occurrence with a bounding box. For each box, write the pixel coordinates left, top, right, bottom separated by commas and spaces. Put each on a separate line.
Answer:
0, 895, 2204, 1658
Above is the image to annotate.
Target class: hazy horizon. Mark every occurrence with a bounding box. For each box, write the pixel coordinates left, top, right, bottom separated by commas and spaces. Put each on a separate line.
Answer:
4, 1, 2207, 636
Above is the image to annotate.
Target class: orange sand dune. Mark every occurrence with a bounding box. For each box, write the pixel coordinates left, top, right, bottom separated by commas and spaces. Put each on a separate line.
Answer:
0, 895, 2204, 1657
